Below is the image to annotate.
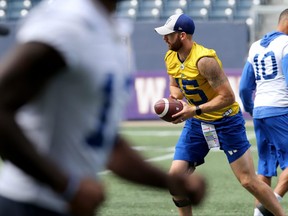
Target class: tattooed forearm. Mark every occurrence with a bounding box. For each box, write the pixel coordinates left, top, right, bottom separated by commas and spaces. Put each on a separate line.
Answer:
198, 57, 228, 89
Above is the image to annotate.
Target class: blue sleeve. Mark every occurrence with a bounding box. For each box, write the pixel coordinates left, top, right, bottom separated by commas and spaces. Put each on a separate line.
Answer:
282, 54, 288, 86
239, 61, 256, 116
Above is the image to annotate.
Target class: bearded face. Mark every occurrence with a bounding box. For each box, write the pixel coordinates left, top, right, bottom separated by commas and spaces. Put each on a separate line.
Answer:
169, 33, 183, 51
164, 32, 183, 52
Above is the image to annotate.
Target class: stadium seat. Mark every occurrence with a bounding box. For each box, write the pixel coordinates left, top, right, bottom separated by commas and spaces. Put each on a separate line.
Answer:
187, 7, 209, 21
137, 0, 162, 20
161, 0, 187, 19
117, 0, 138, 11
236, 0, 253, 10
116, 0, 138, 19
164, 0, 188, 12
137, 7, 161, 20
139, 0, 163, 10
161, 8, 184, 19
2, 0, 255, 22
234, 8, 251, 21
212, 0, 236, 9
208, 8, 233, 21
188, 0, 211, 10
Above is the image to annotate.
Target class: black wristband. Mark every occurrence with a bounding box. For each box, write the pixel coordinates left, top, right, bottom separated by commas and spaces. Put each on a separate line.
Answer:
195, 106, 202, 115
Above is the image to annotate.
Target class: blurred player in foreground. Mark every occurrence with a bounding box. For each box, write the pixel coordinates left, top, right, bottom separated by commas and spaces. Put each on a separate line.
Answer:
0, 1, 206, 216
240, 8, 288, 216
154, 13, 286, 216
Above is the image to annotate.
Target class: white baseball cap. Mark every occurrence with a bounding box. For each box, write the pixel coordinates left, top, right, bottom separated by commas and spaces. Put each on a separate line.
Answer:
154, 13, 195, 36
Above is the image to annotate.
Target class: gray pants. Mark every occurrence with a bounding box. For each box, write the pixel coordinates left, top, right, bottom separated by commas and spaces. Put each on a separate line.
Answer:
0, 195, 71, 216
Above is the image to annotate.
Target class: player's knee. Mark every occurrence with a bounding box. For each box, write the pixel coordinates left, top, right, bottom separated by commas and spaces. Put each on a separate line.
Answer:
239, 175, 254, 190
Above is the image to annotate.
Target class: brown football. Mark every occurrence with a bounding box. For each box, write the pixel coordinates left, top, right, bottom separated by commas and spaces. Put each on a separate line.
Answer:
154, 98, 183, 122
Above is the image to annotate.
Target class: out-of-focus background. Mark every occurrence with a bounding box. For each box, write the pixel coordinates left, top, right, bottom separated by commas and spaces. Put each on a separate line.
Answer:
0, 0, 287, 121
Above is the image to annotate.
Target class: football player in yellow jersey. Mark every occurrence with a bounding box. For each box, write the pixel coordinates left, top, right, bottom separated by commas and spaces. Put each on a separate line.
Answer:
155, 13, 286, 216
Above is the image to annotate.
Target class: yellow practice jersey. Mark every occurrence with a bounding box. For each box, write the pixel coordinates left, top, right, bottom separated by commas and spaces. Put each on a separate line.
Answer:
164, 42, 239, 121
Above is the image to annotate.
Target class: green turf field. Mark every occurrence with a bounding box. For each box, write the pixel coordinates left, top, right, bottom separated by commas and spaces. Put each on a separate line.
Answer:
98, 121, 287, 216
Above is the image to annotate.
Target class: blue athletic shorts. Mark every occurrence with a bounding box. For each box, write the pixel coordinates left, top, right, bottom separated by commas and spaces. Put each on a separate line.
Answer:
254, 114, 288, 177
174, 111, 251, 165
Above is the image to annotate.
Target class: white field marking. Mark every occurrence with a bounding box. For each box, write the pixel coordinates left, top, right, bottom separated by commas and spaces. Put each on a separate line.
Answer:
146, 153, 175, 162
99, 130, 256, 175
133, 146, 175, 152
98, 152, 175, 175
246, 131, 256, 140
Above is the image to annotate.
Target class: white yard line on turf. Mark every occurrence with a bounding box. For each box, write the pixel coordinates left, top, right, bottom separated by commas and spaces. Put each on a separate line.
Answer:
99, 130, 256, 175
146, 153, 175, 162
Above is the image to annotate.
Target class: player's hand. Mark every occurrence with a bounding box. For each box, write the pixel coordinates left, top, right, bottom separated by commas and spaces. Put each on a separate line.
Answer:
68, 178, 105, 216
171, 100, 195, 124
169, 94, 176, 99
169, 173, 207, 206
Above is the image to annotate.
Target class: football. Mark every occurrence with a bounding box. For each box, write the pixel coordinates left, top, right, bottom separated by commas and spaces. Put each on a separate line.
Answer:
154, 97, 183, 122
